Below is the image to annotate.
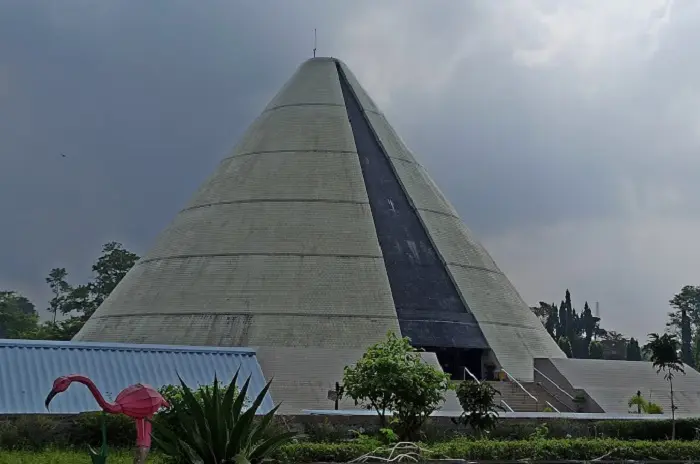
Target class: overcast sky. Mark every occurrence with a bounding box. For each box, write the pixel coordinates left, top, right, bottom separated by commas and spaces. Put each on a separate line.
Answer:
1, 0, 697, 340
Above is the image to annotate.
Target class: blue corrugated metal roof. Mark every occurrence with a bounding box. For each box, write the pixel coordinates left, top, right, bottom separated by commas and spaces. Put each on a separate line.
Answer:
0, 339, 274, 414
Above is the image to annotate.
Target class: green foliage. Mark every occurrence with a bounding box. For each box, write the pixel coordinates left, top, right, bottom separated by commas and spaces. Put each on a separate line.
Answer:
529, 423, 549, 439
626, 337, 642, 361
644, 333, 685, 379
667, 285, 700, 366
87, 414, 108, 464
151, 372, 298, 464
155, 380, 243, 433
3, 242, 139, 341
557, 337, 572, 357
377, 427, 398, 444
342, 331, 451, 439
0, 451, 165, 464
275, 438, 700, 462
0, 291, 39, 338
587, 340, 604, 359
627, 393, 663, 414
455, 380, 503, 436
12, 439, 700, 464
46, 268, 70, 324
9, 415, 700, 453
644, 332, 685, 439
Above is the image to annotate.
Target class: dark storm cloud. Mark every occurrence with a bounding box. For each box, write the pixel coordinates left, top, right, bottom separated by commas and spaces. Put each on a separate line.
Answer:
0, 0, 697, 338
0, 0, 350, 307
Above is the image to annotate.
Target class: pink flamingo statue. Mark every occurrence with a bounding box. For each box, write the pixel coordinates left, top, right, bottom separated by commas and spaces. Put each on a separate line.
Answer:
45, 374, 169, 464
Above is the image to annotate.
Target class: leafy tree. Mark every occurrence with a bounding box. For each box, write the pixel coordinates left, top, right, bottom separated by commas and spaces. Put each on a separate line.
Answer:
89, 242, 139, 312
557, 337, 572, 358
46, 267, 70, 324
694, 330, 700, 368
588, 340, 604, 359
530, 302, 549, 326
59, 242, 139, 321
0, 291, 39, 338
626, 338, 642, 361
667, 286, 700, 367
37, 242, 139, 340
531, 302, 558, 339
454, 381, 504, 437
644, 333, 685, 440
342, 332, 451, 439
544, 303, 558, 339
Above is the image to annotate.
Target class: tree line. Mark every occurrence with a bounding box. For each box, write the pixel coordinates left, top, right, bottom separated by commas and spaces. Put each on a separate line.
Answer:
0, 242, 139, 341
530, 286, 700, 365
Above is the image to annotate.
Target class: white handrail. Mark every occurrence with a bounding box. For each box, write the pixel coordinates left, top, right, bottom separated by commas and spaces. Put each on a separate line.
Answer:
463, 367, 480, 383
534, 367, 575, 400
501, 368, 538, 404
545, 400, 560, 413
463, 368, 513, 412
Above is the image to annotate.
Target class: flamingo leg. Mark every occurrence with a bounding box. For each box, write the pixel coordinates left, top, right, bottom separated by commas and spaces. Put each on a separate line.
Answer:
133, 418, 151, 464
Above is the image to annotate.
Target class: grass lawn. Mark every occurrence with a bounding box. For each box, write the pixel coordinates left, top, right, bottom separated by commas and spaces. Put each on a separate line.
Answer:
0, 451, 165, 463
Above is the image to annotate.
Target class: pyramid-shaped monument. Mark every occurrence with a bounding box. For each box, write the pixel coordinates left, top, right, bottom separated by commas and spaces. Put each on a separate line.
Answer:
74, 58, 565, 412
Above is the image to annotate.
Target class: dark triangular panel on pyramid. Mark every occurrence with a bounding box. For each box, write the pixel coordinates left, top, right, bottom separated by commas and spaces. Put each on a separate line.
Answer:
74, 57, 565, 412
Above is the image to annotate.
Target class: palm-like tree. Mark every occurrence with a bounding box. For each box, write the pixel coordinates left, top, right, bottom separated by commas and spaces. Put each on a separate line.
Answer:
643, 333, 685, 440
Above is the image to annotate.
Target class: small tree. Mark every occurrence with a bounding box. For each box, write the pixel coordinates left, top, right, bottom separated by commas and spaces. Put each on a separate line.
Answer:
643, 333, 685, 439
455, 380, 504, 437
342, 332, 451, 439
588, 340, 604, 359
557, 337, 573, 357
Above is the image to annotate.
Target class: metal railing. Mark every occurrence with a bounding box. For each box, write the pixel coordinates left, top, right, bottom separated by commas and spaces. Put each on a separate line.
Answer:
463, 366, 480, 383
544, 400, 560, 413
501, 368, 539, 410
463, 367, 513, 413
533, 367, 575, 400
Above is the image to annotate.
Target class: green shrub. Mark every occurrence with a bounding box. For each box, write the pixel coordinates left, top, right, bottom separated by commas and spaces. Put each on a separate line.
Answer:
275, 438, 700, 462
590, 418, 700, 440
151, 373, 299, 464
342, 332, 451, 440
454, 380, 503, 436
69, 412, 134, 449
154, 380, 241, 435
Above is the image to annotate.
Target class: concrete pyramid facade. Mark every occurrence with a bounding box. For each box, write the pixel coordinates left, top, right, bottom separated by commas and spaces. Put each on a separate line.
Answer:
74, 57, 564, 412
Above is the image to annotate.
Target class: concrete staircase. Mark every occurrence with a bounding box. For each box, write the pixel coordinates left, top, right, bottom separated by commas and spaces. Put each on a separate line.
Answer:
488, 381, 573, 412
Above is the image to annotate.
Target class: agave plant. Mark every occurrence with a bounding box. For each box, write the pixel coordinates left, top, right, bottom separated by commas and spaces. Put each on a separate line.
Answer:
151, 371, 298, 464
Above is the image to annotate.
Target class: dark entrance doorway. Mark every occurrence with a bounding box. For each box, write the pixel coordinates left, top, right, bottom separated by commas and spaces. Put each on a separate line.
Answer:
423, 346, 484, 381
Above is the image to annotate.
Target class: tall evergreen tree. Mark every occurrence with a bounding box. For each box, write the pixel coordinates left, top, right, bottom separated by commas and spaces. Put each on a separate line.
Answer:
667, 286, 700, 368
564, 290, 576, 341
582, 301, 598, 341
558, 300, 567, 340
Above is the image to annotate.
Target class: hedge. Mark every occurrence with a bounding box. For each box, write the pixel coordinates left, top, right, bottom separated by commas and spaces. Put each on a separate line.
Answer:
2, 439, 700, 462
2, 413, 700, 451
275, 439, 700, 462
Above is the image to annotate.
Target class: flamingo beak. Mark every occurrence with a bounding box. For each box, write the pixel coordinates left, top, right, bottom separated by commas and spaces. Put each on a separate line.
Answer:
44, 390, 58, 410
